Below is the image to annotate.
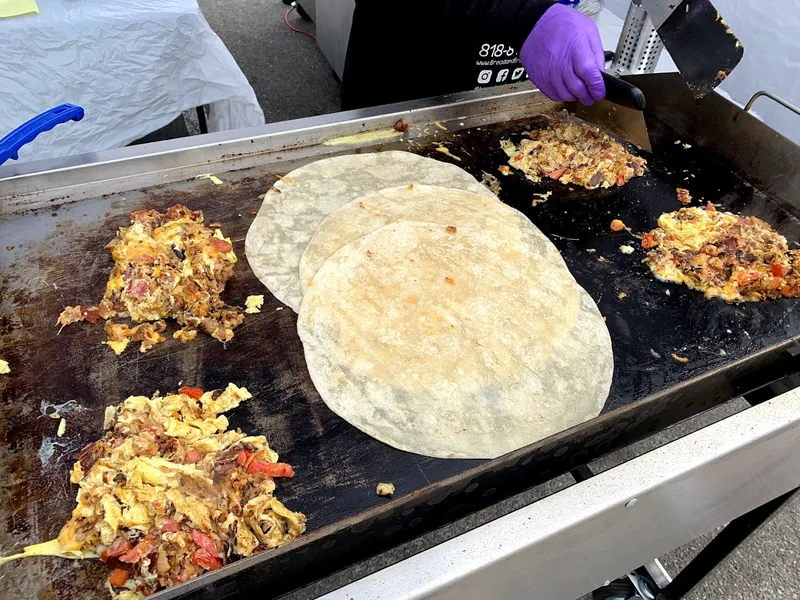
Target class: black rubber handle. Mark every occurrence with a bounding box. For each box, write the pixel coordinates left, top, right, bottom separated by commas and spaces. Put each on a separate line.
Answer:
601, 72, 647, 111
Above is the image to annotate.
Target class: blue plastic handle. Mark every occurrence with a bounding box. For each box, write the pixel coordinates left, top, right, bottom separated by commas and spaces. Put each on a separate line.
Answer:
558, 0, 581, 5
0, 104, 85, 166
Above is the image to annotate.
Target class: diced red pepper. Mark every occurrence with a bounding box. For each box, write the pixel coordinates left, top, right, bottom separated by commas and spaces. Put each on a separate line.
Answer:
179, 386, 204, 400
771, 263, 790, 277
119, 535, 157, 564
235, 450, 251, 466
246, 459, 295, 478
192, 548, 223, 571
641, 233, 656, 249
108, 568, 130, 588
192, 530, 220, 556
101, 537, 133, 562
736, 270, 762, 287
549, 168, 566, 180
185, 450, 203, 464
210, 238, 233, 253
161, 518, 179, 533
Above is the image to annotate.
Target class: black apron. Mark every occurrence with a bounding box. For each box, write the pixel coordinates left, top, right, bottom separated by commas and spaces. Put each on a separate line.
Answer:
341, 0, 556, 111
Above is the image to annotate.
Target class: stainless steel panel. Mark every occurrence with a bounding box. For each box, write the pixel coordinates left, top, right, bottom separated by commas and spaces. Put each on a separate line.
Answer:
0, 83, 552, 211
318, 389, 800, 600
316, 0, 355, 80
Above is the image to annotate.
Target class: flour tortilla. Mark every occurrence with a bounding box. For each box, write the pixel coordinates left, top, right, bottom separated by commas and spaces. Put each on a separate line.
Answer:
298, 222, 613, 459
299, 184, 567, 294
245, 152, 496, 312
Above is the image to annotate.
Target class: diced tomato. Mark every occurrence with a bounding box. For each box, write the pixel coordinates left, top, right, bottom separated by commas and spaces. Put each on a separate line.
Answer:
705, 202, 717, 212
610, 219, 625, 232
102, 537, 133, 562
179, 386, 204, 400
736, 270, 762, 287
235, 450, 251, 466
120, 535, 157, 564
514, 154, 523, 161
210, 238, 233, 253
161, 518, 179, 533
246, 459, 295, 478
185, 450, 203, 464
701, 245, 717, 256
108, 568, 130, 588
616, 175, 625, 187
549, 168, 566, 180
192, 530, 220, 555
772, 263, 790, 277
641, 233, 656, 249
192, 548, 223, 571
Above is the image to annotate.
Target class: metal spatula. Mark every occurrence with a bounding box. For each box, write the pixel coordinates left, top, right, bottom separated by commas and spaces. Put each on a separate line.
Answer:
640, 0, 744, 98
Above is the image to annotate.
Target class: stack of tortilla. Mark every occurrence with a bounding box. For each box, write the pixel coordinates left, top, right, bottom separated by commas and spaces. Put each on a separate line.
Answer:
245, 151, 613, 459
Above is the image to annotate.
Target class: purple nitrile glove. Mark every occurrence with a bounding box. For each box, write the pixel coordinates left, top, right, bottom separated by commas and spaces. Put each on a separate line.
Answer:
520, 3, 606, 106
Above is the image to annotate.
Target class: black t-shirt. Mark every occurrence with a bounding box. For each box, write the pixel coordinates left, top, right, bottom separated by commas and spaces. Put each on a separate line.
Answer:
341, 0, 556, 110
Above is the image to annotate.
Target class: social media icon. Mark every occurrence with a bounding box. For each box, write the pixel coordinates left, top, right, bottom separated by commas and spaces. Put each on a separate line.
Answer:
496, 69, 510, 83
478, 70, 492, 84
512, 67, 526, 81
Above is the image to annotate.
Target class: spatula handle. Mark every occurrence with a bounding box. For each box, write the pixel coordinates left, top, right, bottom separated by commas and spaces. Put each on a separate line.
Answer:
601, 73, 647, 111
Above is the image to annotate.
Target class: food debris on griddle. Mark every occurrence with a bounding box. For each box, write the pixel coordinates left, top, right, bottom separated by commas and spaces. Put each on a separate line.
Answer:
0, 360, 9, 374
58, 205, 245, 353
610, 219, 626, 232
481, 172, 502, 195
245, 295, 265, 314
676, 188, 693, 205
672, 353, 690, 363
376, 483, 395, 497
393, 119, 409, 133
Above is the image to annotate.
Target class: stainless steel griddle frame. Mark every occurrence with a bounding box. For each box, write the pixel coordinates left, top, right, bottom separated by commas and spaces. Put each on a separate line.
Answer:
2, 77, 800, 600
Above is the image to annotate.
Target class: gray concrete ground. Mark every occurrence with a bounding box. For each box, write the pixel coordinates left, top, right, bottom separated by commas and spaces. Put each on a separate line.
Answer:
152, 2, 800, 597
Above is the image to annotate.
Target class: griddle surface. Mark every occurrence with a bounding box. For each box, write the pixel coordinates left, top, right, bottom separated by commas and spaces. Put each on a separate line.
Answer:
1, 114, 799, 599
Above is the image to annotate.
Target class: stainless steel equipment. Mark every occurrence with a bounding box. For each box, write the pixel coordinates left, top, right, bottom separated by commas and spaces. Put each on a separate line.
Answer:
296, 0, 316, 22
315, 0, 354, 80
612, 0, 665, 75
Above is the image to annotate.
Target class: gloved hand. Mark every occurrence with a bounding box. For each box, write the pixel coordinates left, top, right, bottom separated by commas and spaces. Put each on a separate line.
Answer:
520, 3, 606, 106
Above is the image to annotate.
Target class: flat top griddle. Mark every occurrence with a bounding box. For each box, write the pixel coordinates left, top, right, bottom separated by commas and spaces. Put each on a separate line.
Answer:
1, 93, 800, 600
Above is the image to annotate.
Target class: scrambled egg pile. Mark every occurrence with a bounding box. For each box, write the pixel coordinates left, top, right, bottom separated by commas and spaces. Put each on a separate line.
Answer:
58, 205, 245, 353
501, 119, 647, 190
643, 205, 800, 302
4, 384, 305, 599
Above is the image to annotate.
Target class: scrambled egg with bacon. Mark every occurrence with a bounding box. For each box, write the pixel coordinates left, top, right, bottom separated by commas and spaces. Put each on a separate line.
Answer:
2, 384, 304, 599
501, 119, 647, 190
57, 205, 245, 353
643, 204, 800, 302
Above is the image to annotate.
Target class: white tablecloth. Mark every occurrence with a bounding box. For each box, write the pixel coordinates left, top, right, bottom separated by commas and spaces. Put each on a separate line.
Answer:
0, 0, 264, 164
